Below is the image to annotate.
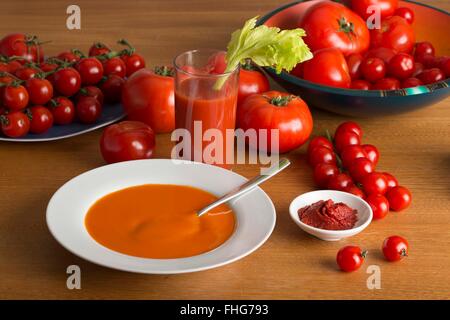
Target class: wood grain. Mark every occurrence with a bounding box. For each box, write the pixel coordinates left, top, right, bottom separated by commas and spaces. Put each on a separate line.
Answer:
0, 0, 449, 300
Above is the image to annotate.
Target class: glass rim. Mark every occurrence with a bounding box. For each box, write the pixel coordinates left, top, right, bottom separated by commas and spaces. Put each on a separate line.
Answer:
173, 48, 239, 78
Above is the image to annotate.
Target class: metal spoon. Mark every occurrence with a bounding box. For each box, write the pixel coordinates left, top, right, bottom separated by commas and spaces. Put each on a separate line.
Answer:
197, 158, 291, 217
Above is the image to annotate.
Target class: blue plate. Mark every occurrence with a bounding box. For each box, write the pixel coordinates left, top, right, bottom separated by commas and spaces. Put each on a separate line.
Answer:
0, 102, 125, 142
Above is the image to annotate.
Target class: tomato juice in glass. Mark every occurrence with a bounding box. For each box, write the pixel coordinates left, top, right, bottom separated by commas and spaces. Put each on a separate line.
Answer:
174, 49, 239, 168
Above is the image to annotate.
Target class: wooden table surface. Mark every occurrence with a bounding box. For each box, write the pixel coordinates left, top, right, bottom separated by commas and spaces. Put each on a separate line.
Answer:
0, 0, 449, 300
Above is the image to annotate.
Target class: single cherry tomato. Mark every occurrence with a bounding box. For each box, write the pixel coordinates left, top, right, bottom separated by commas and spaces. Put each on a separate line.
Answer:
364, 47, 396, 64
436, 56, 450, 77
2, 84, 29, 111
335, 121, 363, 138
350, 80, 371, 90
334, 131, 361, 154
343, 185, 365, 199
372, 77, 400, 90
386, 186, 412, 211
28, 105, 53, 134
388, 53, 414, 79
366, 194, 389, 220
361, 57, 386, 82
52, 67, 81, 97
100, 74, 125, 104
88, 42, 111, 57
0, 33, 44, 63
383, 172, 398, 190
0, 111, 30, 137
382, 236, 408, 262
313, 163, 339, 188
40, 61, 59, 73
237, 64, 270, 106
327, 173, 354, 191
102, 57, 126, 78
3, 60, 22, 74
417, 68, 445, 85
394, 7, 414, 24
75, 57, 104, 85
308, 145, 337, 167
412, 62, 424, 77
370, 16, 415, 53
401, 77, 422, 88
100, 121, 156, 164
76, 86, 104, 105
348, 157, 374, 182
121, 53, 146, 77
362, 144, 379, 165
76, 96, 102, 124
414, 42, 435, 59
25, 78, 53, 105
48, 97, 75, 125
340, 145, 367, 168
336, 245, 366, 272
346, 53, 363, 80
308, 136, 333, 155
15, 65, 40, 80
362, 172, 388, 195
416, 54, 436, 68
57, 50, 82, 63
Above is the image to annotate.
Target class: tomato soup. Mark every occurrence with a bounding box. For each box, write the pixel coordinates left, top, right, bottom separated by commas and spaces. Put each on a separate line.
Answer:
85, 184, 235, 259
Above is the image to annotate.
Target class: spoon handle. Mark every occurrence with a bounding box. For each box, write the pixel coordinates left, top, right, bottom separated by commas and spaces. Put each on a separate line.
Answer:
197, 158, 291, 217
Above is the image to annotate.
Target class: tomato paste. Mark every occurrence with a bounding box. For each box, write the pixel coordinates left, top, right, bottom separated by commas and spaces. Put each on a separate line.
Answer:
298, 199, 357, 230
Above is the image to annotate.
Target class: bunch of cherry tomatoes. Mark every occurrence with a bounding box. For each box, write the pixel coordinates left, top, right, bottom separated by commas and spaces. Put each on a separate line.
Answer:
308, 121, 412, 220
0, 33, 146, 138
292, 0, 449, 90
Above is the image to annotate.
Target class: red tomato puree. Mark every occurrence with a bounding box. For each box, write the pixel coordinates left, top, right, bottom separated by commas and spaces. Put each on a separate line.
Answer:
85, 184, 235, 259
298, 199, 357, 230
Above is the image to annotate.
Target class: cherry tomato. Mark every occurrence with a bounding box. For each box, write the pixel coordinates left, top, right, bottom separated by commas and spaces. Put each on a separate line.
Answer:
383, 172, 398, 190
76, 96, 102, 124
382, 236, 408, 262
412, 62, 424, 77
308, 145, 336, 167
416, 54, 435, 68
334, 131, 361, 154
388, 53, 414, 79
76, 86, 104, 105
15, 65, 40, 80
308, 136, 333, 155
40, 61, 59, 73
394, 7, 414, 24
88, 42, 110, 57
238, 91, 313, 153
351, 80, 371, 90
340, 145, 367, 168
414, 42, 435, 59
362, 144, 379, 165
2, 84, 29, 111
362, 172, 388, 195
361, 57, 386, 82
75, 57, 104, 85
237, 65, 270, 106
303, 48, 351, 88
52, 67, 81, 97
346, 53, 364, 80
401, 77, 422, 88
370, 16, 415, 53
436, 56, 450, 77
335, 121, 362, 138
0, 33, 44, 63
28, 105, 53, 134
102, 57, 126, 78
343, 185, 365, 199
57, 50, 81, 63
372, 77, 400, 90
100, 74, 125, 104
327, 173, 353, 191
351, 0, 398, 20
0, 111, 30, 137
49, 97, 75, 125
366, 194, 389, 220
348, 157, 374, 182
25, 78, 53, 105
300, 1, 370, 56
336, 245, 366, 272
386, 186, 412, 211
364, 47, 396, 64
313, 163, 339, 188
1, 60, 22, 74
121, 53, 146, 77
417, 68, 445, 85
100, 121, 156, 164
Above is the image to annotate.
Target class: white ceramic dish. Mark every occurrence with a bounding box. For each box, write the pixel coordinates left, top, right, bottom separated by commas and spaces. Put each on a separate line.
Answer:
46, 159, 276, 274
289, 190, 372, 241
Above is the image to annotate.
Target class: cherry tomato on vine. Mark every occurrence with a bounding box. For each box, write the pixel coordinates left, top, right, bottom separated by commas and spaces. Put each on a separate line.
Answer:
25, 77, 53, 105
362, 144, 379, 165
121, 53, 146, 77
307, 136, 333, 155
2, 84, 29, 111
28, 105, 53, 134
388, 53, 414, 79
308, 145, 336, 167
340, 145, 367, 168
366, 194, 389, 220
75, 57, 104, 85
100, 74, 125, 103
52, 67, 81, 97
76, 86, 104, 105
348, 157, 374, 182
313, 163, 339, 188
361, 57, 386, 82
15, 65, 40, 80
76, 96, 102, 124
394, 7, 414, 24
0, 33, 44, 63
386, 186, 412, 211
334, 131, 361, 154
48, 96, 75, 125
88, 42, 111, 57
336, 245, 367, 272
383, 172, 399, 190
372, 78, 400, 90
327, 173, 354, 191
370, 16, 415, 53
102, 57, 126, 78
0, 111, 30, 137
343, 185, 365, 199
335, 121, 362, 138
362, 172, 388, 195
57, 50, 82, 63
382, 236, 409, 262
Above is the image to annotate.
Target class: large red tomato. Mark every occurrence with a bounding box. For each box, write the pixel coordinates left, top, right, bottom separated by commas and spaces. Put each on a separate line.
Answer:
237, 91, 313, 153
0, 33, 44, 63
238, 66, 270, 106
370, 16, 415, 53
122, 66, 175, 133
351, 0, 399, 21
299, 1, 370, 56
303, 48, 351, 88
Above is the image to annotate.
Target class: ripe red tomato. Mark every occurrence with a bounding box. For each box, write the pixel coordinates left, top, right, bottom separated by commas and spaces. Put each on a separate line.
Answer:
348, 157, 374, 182
417, 68, 445, 84
346, 53, 364, 80
237, 66, 270, 106
366, 194, 389, 220
0, 33, 44, 63
75, 57, 104, 85
386, 186, 412, 211
88, 42, 111, 57
15, 66, 40, 80
28, 105, 53, 134
383, 172, 398, 190
102, 57, 126, 78
327, 173, 354, 191
364, 47, 396, 64
100, 121, 156, 164
401, 77, 422, 88
313, 163, 339, 188
362, 144, 379, 165
303, 48, 351, 88
362, 172, 388, 195
372, 77, 400, 90
351, 0, 399, 20
388, 53, 414, 79
76, 86, 104, 105
336, 245, 366, 272
25, 78, 53, 105
340, 145, 367, 168
49, 97, 75, 125
414, 42, 435, 59
39, 61, 59, 73
76, 96, 102, 124
335, 121, 363, 138
334, 131, 361, 154
351, 80, 371, 90
52, 67, 81, 97
343, 185, 365, 199
0, 111, 30, 137
300, 1, 369, 56
57, 50, 82, 63
370, 16, 415, 53
2, 84, 29, 111
382, 235, 408, 261
307, 136, 333, 155
308, 146, 336, 167
100, 74, 125, 104
122, 67, 175, 133
436, 56, 450, 77
121, 53, 146, 77
361, 57, 386, 82
394, 7, 414, 24
238, 91, 313, 153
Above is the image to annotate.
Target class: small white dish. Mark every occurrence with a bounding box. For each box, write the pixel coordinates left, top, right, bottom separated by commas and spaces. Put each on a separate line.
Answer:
289, 190, 373, 241
46, 159, 276, 274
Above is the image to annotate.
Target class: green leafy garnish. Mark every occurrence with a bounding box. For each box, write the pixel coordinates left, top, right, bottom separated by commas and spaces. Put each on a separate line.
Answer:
214, 17, 312, 90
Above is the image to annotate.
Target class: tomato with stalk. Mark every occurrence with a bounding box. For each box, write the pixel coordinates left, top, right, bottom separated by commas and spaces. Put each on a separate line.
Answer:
48, 97, 75, 125
0, 33, 45, 63
0, 111, 30, 137
370, 16, 415, 54
336, 245, 367, 272
2, 83, 29, 111
25, 77, 54, 105
89, 42, 111, 57
100, 74, 125, 103
28, 105, 53, 134
52, 67, 81, 97
382, 236, 409, 261
75, 57, 104, 85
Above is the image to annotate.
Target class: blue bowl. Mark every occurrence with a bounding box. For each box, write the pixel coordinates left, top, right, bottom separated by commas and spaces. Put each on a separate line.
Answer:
257, 0, 450, 117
